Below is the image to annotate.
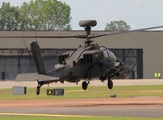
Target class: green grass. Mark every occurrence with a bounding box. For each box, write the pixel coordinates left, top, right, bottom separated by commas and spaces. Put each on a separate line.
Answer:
0, 85, 163, 120
0, 115, 163, 120
0, 85, 163, 100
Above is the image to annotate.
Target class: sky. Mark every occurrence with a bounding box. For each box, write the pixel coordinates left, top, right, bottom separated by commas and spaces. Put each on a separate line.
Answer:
1, 0, 163, 30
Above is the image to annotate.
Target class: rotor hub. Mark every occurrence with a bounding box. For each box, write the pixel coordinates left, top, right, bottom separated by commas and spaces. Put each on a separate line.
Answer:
79, 20, 97, 35
79, 20, 97, 45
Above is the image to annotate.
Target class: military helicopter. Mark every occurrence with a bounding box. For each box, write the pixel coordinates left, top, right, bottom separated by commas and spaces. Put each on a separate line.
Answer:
1, 20, 163, 95
32, 20, 129, 95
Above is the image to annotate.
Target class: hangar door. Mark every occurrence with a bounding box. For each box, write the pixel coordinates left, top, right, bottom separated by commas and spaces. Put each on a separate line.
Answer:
0, 56, 58, 80
0, 56, 19, 80
110, 49, 143, 79
0, 49, 143, 80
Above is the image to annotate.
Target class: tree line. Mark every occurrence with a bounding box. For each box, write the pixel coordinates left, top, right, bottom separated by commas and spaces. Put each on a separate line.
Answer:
0, 0, 71, 30
0, 0, 130, 31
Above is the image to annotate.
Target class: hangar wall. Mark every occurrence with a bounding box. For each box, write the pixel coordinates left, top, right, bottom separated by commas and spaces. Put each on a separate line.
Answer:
142, 32, 163, 78
0, 31, 163, 79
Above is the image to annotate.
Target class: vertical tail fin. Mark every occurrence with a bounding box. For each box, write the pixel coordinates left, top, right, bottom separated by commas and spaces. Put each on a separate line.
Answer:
30, 41, 46, 74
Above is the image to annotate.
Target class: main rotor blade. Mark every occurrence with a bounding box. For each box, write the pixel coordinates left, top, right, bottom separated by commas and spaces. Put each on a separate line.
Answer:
0, 35, 77, 38
88, 25, 163, 39
0, 35, 88, 39
1, 26, 163, 39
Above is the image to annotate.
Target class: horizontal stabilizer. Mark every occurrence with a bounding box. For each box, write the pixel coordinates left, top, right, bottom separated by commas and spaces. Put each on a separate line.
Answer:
16, 73, 59, 82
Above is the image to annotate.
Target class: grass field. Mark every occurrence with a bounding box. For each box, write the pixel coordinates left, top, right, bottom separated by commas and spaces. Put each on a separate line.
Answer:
0, 85, 163, 120
0, 115, 163, 120
0, 85, 163, 100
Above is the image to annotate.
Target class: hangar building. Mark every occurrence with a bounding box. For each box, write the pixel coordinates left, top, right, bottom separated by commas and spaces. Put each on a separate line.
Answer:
0, 30, 162, 80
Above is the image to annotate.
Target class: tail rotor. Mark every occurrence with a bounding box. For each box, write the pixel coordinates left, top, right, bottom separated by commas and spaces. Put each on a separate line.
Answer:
21, 34, 33, 67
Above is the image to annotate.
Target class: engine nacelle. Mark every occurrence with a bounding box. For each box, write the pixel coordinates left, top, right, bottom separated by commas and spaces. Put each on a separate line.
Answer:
58, 54, 69, 64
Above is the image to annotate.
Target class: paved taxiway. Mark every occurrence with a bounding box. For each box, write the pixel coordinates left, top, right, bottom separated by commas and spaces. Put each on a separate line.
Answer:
0, 80, 163, 118
0, 106, 163, 118
1, 79, 163, 88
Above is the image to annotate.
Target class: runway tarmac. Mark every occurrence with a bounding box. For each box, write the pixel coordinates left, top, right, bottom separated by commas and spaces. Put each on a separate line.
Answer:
0, 106, 163, 118
0, 79, 163, 118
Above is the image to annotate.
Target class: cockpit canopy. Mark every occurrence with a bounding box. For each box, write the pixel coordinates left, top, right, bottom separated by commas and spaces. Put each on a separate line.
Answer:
100, 46, 117, 62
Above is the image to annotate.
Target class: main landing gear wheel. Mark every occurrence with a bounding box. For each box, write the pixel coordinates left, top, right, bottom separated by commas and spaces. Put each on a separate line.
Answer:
82, 81, 88, 90
108, 80, 113, 89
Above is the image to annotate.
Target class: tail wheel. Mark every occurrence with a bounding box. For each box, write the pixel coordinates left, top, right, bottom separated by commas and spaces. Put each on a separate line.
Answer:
82, 81, 88, 90
108, 80, 113, 89
36, 86, 40, 95
36, 81, 42, 95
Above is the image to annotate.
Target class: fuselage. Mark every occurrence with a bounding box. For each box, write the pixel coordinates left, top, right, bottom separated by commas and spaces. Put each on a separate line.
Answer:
57, 44, 117, 83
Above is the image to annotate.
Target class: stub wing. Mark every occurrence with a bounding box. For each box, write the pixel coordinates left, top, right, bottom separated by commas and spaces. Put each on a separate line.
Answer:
96, 61, 129, 78
16, 73, 62, 95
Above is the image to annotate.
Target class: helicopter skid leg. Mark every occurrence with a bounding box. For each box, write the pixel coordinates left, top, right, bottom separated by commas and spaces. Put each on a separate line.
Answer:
82, 81, 88, 90
107, 79, 113, 89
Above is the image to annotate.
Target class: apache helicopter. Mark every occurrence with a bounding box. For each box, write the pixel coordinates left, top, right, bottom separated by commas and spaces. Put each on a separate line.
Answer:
1, 20, 163, 95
